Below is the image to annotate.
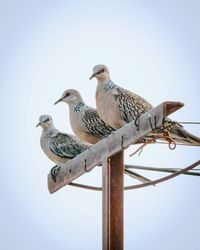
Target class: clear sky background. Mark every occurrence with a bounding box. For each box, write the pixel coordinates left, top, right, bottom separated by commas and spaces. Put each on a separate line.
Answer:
1, 0, 200, 249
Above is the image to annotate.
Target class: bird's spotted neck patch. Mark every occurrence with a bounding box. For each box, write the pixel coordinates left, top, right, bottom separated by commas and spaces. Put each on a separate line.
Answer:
104, 80, 115, 92
74, 102, 88, 112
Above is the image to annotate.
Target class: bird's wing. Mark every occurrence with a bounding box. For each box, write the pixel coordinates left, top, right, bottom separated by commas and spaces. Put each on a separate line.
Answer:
49, 132, 89, 158
113, 85, 153, 123
82, 108, 115, 138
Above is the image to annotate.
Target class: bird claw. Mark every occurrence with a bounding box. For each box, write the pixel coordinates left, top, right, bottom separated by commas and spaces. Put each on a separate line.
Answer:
51, 165, 61, 183
148, 115, 162, 132
134, 115, 141, 131
135, 114, 159, 132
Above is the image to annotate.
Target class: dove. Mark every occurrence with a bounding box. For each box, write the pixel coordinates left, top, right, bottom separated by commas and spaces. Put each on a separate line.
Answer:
90, 64, 200, 146
36, 114, 90, 164
54, 91, 152, 183
54, 89, 115, 144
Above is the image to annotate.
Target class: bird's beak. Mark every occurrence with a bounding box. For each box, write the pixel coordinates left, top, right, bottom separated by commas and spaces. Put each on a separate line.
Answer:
54, 97, 63, 105
36, 122, 41, 128
89, 72, 96, 80
89, 69, 104, 80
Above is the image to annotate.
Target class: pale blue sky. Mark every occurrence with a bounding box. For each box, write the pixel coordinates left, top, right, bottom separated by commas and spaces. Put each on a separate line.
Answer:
0, 1, 200, 249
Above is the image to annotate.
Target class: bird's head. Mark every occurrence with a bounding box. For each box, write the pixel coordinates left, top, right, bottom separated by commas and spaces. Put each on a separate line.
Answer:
89, 64, 110, 81
54, 89, 83, 105
36, 115, 54, 129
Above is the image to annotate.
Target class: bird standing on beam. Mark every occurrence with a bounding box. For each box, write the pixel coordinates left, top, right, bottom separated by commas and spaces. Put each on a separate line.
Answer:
36, 114, 90, 164
54, 90, 152, 183
37, 114, 91, 182
54, 89, 115, 144
90, 64, 200, 146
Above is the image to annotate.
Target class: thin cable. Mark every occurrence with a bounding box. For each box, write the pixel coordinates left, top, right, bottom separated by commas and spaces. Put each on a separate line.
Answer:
125, 165, 200, 176
179, 121, 200, 125
68, 160, 200, 191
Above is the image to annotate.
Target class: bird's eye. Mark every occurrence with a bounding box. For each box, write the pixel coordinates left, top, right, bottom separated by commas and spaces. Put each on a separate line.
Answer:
65, 93, 70, 97
97, 69, 104, 75
45, 118, 50, 122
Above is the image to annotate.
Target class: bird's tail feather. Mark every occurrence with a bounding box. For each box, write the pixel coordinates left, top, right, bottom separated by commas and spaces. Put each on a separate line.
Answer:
170, 125, 200, 146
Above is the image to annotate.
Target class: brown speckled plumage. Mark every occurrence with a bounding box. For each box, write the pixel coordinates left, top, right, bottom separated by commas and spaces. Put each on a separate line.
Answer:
37, 115, 90, 165
113, 86, 153, 123
82, 108, 115, 138
54, 89, 115, 144
91, 64, 200, 146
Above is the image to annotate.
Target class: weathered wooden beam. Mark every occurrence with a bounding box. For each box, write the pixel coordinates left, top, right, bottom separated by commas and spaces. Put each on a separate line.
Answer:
102, 151, 124, 250
48, 101, 184, 194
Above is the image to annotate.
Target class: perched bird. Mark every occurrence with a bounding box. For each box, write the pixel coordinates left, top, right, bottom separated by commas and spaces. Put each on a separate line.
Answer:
90, 64, 200, 146
54, 89, 115, 144
54, 90, 152, 183
36, 114, 90, 165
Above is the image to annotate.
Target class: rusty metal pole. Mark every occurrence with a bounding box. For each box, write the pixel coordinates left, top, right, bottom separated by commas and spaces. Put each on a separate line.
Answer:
102, 151, 124, 250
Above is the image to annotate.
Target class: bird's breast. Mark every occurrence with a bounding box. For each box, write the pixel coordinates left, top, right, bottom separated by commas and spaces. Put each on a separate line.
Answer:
96, 89, 123, 128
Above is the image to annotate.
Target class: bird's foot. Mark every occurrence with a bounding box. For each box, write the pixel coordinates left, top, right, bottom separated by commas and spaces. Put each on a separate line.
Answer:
129, 138, 156, 157
51, 165, 61, 183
